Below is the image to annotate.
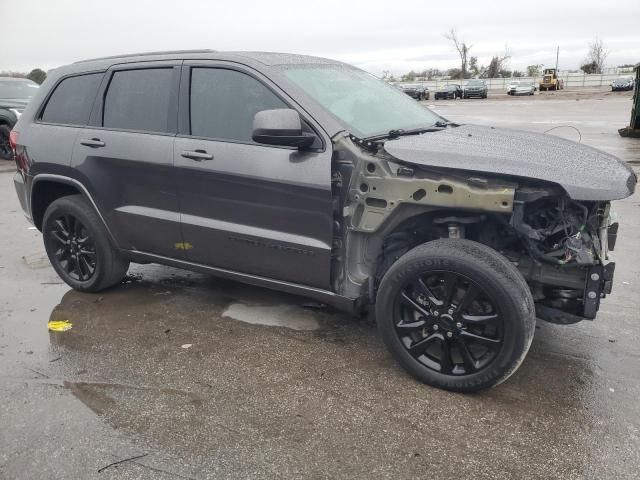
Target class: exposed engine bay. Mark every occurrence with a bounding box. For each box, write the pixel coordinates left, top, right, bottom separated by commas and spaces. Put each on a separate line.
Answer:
331, 133, 621, 324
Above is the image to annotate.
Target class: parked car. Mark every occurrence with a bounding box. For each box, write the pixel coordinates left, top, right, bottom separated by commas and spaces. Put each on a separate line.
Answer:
434, 84, 462, 100
512, 81, 535, 96
398, 83, 429, 100
11, 51, 636, 392
611, 76, 634, 91
462, 79, 487, 99
0, 77, 39, 160
506, 80, 520, 95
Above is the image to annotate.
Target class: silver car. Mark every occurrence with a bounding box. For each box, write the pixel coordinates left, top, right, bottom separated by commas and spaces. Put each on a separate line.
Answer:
513, 81, 535, 96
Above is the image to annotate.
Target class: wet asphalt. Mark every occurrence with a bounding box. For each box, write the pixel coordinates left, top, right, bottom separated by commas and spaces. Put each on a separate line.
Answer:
1, 90, 639, 479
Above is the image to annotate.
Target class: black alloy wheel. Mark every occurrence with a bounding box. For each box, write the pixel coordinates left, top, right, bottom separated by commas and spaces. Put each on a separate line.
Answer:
49, 214, 97, 282
375, 239, 536, 392
394, 271, 503, 375
42, 195, 129, 292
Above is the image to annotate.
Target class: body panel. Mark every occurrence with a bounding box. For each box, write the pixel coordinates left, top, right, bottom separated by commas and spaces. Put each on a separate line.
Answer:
70, 61, 183, 258
173, 61, 334, 289
71, 129, 182, 257
384, 124, 636, 200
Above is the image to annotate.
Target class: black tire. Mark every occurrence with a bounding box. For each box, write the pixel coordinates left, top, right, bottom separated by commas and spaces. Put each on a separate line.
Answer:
375, 239, 535, 392
0, 125, 12, 161
42, 195, 129, 292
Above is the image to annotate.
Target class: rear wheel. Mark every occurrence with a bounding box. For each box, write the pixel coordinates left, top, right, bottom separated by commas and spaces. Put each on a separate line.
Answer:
375, 239, 535, 392
0, 125, 12, 161
43, 195, 129, 292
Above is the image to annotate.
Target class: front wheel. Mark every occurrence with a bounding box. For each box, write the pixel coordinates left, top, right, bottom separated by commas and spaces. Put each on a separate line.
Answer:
375, 239, 535, 392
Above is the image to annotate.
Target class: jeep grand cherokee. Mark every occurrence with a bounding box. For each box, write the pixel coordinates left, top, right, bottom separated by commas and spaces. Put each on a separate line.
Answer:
11, 50, 636, 392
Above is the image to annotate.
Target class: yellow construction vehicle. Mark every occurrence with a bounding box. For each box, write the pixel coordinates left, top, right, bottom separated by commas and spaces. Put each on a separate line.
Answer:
539, 68, 564, 91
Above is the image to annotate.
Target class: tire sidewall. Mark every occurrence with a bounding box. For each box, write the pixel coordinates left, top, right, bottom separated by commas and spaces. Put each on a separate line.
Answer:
376, 242, 534, 391
0, 125, 12, 160
42, 196, 112, 291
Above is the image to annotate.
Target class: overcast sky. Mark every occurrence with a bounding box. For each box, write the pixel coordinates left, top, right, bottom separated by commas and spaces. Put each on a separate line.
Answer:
2, 0, 638, 76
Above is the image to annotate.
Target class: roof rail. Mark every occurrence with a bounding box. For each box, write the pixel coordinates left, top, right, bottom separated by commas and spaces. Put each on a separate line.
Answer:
73, 49, 216, 64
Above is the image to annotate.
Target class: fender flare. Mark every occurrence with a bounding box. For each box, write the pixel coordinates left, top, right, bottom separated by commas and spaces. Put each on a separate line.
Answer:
31, 173, 120, 248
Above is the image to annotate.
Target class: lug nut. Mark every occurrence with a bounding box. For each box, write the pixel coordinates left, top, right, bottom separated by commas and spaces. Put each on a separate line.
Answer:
456, 322, 462, 329
446, 331, 453, 338
433, 311, 440, 317
447, 309, 454, 315
433, 325, 439, 331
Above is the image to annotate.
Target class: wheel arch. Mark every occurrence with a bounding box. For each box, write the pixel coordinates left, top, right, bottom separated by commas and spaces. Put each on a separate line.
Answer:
342, 206, 517, 304
31, 175, 118, 247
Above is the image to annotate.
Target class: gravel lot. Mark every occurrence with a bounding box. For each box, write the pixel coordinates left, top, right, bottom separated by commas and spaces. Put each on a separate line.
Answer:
1, 90, 638, 479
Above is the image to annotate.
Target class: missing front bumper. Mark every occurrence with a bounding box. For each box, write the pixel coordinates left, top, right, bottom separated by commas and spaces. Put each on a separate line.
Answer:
536, 262, 616, 324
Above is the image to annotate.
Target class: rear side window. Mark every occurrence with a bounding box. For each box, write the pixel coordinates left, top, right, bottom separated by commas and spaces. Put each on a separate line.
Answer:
41, 73, 102, 125
103, 68, 173, 133
190, 68, 287, 142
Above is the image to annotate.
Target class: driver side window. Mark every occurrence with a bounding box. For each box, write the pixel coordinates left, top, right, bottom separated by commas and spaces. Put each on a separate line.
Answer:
190, 68, 287, 143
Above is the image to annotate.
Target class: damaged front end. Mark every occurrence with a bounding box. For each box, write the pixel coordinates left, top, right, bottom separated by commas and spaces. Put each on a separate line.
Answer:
509, 189, 617, 323
332, 131, 630, 324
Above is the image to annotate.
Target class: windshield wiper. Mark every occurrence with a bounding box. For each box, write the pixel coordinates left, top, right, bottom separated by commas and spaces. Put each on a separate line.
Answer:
365, 126, 446, 142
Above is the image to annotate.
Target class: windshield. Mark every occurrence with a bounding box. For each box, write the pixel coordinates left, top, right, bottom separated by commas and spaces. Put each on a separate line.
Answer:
282, 65, 440, 138
466, 80, 484, 86
0, 79, 39, 99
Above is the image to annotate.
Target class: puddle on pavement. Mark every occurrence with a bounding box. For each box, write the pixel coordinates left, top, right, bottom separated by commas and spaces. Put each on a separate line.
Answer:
222, 302, 320, 331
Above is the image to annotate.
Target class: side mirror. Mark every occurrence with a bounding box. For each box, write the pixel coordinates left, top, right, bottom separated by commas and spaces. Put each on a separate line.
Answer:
252, 109, 316, 148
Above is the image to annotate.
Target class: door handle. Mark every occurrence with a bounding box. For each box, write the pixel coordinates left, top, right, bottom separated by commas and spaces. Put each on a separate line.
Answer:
181, 150, 213, 161
80, 138, 105, 148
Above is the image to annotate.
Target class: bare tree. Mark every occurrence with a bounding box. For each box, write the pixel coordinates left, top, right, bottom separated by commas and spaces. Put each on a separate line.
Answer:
444, 28, 472, 80
585, 37, 608, 74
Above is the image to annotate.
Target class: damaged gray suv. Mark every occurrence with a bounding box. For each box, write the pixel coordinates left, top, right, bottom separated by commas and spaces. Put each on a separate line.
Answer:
11, 51, 636, 392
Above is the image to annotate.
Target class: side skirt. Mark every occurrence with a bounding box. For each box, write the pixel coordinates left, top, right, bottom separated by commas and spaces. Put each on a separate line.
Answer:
125, 250, 358, 313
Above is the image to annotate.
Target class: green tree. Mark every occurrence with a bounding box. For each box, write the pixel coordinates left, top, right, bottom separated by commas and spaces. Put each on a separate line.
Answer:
468, 56, 480, 77
580, 61, 598, 74
526, 64, 542, 77
486, 57, 500, 78
27, 68, 47, 84
512, 70, 524, 78
400, 70, 418, 82
447, 68, 462, 79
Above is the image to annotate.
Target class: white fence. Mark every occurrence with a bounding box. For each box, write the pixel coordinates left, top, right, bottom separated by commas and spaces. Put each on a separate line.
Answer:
395, 72, 629, 92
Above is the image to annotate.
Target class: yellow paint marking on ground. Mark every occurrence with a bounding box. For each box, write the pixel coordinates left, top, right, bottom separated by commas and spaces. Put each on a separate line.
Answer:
48, 320, 73, 332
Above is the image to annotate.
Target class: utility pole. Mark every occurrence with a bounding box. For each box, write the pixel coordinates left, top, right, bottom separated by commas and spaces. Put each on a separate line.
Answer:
555, 46, 559, 71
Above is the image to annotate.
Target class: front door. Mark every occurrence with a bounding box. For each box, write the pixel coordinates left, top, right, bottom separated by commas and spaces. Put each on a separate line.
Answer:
174, 63, 333, 289
71, 63, 183, 258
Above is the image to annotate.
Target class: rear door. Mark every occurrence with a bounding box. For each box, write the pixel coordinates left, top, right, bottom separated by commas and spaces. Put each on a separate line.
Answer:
29, 73, 104, 172
174, 62, 333, 289
71, 62, 183, 258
